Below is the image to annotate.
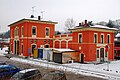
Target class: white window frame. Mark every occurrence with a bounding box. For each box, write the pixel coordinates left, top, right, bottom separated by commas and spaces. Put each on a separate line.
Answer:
32, 26, 36, 37
107, 34, 110, 44
78, 33, 82, 43
101, 34, 104, 44
94, 33, 98, 43
14, 27, 19, 37
45, 27, 50, 38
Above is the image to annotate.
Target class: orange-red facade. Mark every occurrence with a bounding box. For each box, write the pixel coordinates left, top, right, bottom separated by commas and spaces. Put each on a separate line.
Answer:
9, 19, 116, 62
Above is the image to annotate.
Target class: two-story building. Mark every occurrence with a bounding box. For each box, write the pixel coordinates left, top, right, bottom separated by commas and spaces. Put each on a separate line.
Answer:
9, 17, 57, 56
54, 20, 117, 62
9, 18, 117, 63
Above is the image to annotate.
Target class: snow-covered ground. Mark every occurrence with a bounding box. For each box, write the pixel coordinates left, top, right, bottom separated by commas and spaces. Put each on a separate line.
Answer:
10, 57, 120, 80
1, 47, 120, 79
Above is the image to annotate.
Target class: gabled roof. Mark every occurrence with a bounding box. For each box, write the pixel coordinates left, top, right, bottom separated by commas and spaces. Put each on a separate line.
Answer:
8, 18, 58, 27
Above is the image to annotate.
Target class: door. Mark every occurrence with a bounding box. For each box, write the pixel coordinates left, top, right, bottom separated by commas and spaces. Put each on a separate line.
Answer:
32, 45, 36, 54
38, 49, 43, 58
16, 41, 19, 55
81, 54, 84, 63
100, 48, 104, 62
53, 53, 62, 63
14, 41, 17, 54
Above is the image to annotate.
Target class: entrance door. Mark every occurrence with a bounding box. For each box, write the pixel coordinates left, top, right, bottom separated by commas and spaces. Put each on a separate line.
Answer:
100, 48, 104, 62
14, 41, 19, 55
32, 45, 36, 54
81, 54, 84, 63
14, 41, 17, 54
17, 41, 19, 55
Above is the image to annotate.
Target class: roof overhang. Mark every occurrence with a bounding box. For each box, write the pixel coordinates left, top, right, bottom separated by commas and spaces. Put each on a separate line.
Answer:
69, 27, 118, 33
8, 18, 58, 27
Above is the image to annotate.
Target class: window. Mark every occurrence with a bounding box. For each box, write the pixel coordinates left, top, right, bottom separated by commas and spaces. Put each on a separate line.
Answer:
21, 27, 24, 37
16, 28, 19, 36
117, 50, 120, 54
32, 26, 36, 35
79, 33, 82, 43
114, 50, 116, 54
107, 34, 110, 44
21, 45, 23, 53
14, 27, 19, 36
101, 34, 104, 44
97, 50, 99, 58
94, 33, 97, 43
46, 28, 49, 37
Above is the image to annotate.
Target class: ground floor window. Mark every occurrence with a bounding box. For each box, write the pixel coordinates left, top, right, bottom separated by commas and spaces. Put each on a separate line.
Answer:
21, 45, 23, 53
97, 50, 99, 58
117, 50, 120, 54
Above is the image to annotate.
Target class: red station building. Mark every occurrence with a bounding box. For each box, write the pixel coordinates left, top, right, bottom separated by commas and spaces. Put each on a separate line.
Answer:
9, 18, 117, 63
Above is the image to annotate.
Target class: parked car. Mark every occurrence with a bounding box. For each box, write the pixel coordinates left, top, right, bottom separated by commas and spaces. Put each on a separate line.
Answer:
0, 64, 21, 79
0, 62, 6, 65
10, 68, 42, 80
41, 70, 67, 80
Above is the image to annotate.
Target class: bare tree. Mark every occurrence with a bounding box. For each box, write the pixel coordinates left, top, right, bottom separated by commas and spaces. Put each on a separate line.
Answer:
64, 18, 76, 32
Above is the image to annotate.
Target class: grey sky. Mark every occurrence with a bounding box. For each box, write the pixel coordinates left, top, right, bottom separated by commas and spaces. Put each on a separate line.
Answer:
0, 0, 120, 33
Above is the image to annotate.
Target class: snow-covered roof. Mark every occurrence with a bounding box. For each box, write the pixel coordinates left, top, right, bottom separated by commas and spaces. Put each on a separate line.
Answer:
116, 33, 120, 37
8, 18, 57, 26
114, 38, 118, 41
19, 69, 36, 73
70, 25, 118, 31
54, 48, 76, 52
90, 25, 118, 30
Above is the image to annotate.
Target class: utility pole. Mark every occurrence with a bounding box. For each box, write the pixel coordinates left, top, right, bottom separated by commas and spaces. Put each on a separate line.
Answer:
41, 11, 45, 20
32, 6, 36, 15
1, 34, 4, 50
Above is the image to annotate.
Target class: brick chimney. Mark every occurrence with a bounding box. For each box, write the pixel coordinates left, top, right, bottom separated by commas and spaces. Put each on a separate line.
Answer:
79, 23, 81, 26
84, 20, 88, 27
38, 16, 41, 20
85, 20, 87, 25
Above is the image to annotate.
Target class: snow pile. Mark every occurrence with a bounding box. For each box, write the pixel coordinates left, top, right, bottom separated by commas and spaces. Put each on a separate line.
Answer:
54, 48, 75, 52
0, 47, 8, 56
10, 57, 120, 80
116, 33, 120, 37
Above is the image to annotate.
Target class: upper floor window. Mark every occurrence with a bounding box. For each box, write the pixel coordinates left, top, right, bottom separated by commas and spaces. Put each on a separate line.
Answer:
101, 34, 104, 44
11, 29, 13, 38
78, 33, 82, 43
32, 26, 36, 35
14, 27, 19, 36
46, 27, 50, 37
107, 34, 110, 44
94, 33, 97, 43
21, 26, 24, 37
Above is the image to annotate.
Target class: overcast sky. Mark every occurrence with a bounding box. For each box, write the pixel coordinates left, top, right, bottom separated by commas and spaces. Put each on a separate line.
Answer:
0, 0, 120, 33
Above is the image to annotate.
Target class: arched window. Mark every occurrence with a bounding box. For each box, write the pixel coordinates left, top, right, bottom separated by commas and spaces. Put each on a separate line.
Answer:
46, 27, 50, 37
